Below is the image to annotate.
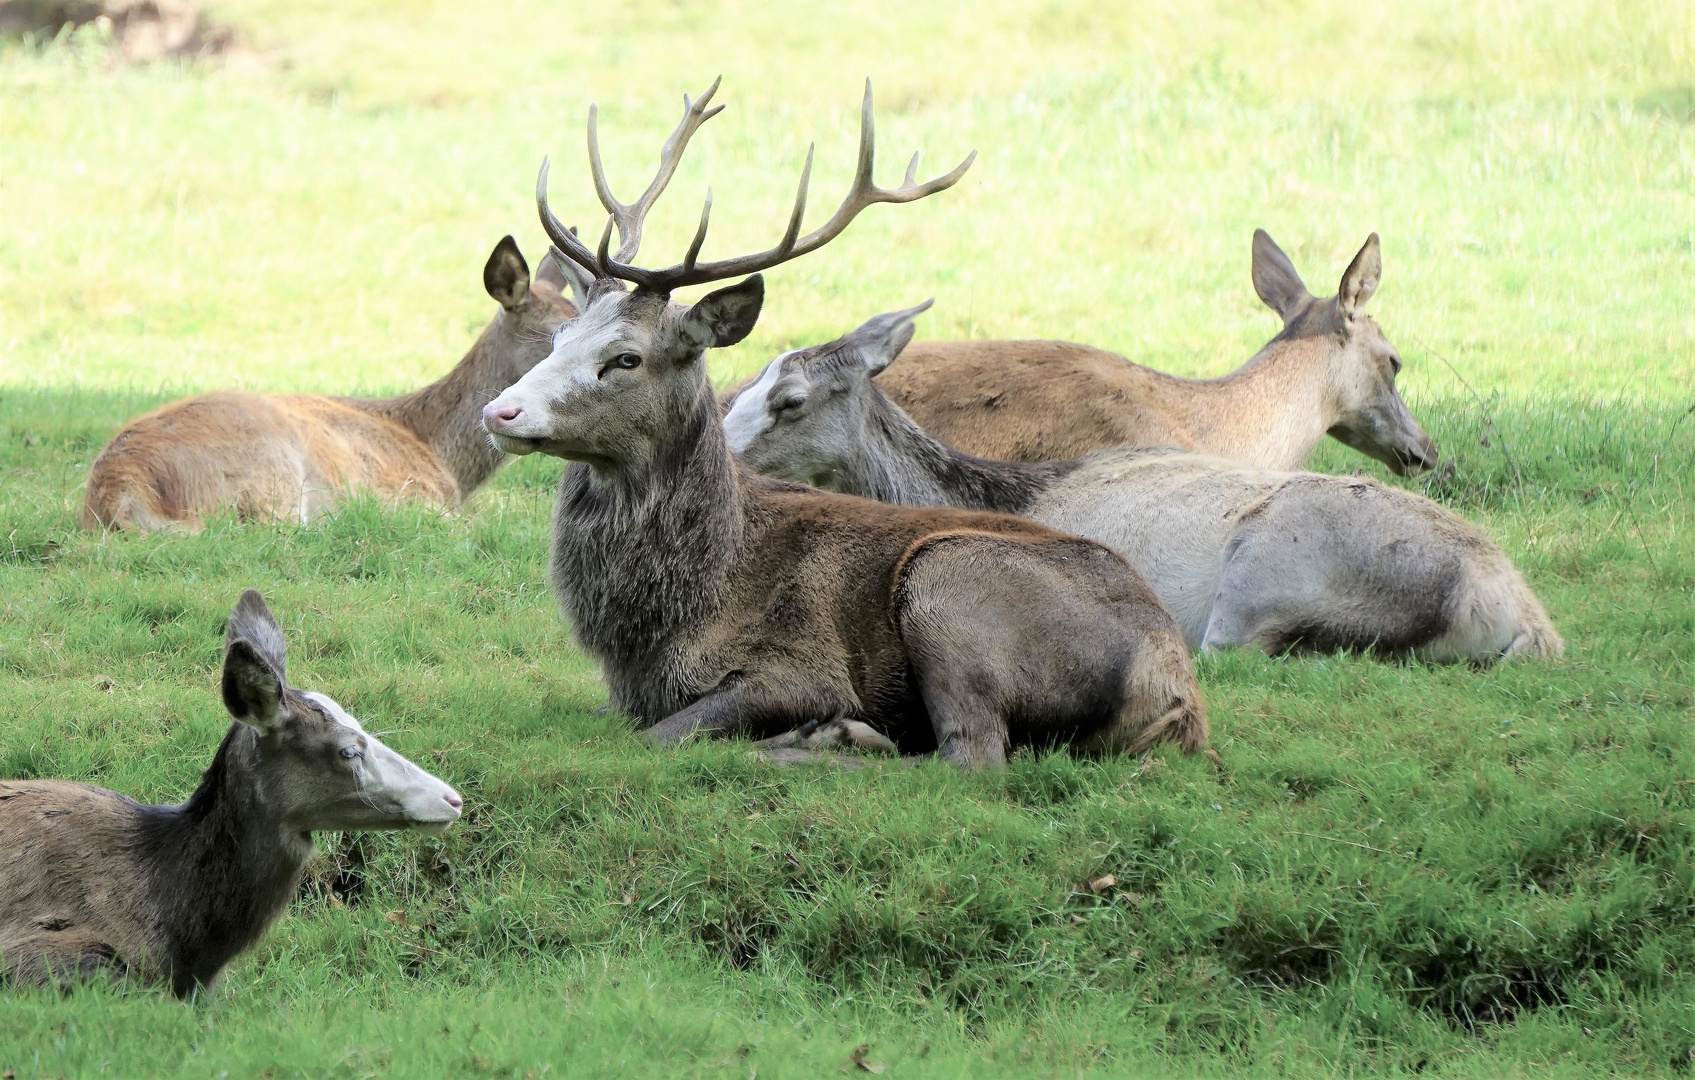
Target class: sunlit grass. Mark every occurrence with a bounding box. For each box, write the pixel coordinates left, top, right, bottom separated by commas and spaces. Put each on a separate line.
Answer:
1, 0, 1693, 1076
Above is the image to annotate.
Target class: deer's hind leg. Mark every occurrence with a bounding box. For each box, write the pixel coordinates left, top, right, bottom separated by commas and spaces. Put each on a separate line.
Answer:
1200, 508, 1455, 656
897, 533, 1203, 767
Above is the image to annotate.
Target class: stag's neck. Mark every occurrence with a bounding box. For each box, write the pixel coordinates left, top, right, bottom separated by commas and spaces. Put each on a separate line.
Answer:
549, 386, 742, 718
367, 313, 533, 496
843, 394, 1076, 514
1181, 335, 1337, 469
138, 725, 314, 994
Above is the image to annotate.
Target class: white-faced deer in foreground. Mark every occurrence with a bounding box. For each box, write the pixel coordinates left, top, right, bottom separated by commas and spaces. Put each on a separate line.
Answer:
726, 304, 1561, 662
81, 237, 585, 532
0, 590, 462, 996
859, 230, 1438, 475
481, 79, 1208, 768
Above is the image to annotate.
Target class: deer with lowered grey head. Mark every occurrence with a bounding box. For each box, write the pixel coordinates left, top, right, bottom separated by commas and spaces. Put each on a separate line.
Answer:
855, 230, 1438, 475
481, 79, 1208, 767
0, 590, 463, 997
725, 303, 1560, 662
82, 236, 588, 532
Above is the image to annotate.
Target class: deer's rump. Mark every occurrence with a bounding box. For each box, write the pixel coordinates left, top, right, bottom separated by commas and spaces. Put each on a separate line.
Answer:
82, 392, 457, 531
877, 340, 1194, 463
1028, 449, 1561, 661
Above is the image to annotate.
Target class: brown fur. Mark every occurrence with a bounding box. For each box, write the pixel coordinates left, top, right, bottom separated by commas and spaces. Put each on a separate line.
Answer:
728, 304, 1559, 665
486, 84, 1205, 767
81, 238, 576, 532
0, 591, 460, 996
847, 232, 1439, 475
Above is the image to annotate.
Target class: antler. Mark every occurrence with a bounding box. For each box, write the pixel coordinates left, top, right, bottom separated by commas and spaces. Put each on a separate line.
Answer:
536, 79, 726, 279
535, 79, 976, 295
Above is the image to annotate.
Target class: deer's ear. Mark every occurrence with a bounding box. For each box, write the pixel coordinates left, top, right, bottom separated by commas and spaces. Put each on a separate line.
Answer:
683, 274, 765, 350
849, 299, 934, 376
483, 236, 532, 312
1251, 229, 1310, 323
222, 638, 287, 732
1338, 233, 1381, 319
226, 589, 287, 678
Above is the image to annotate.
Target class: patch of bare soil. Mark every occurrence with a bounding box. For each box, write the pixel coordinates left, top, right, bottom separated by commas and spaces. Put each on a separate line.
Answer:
0, 0, 236, 62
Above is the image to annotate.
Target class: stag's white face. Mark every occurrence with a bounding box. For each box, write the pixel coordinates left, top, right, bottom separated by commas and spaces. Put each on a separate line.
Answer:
481, 278, 766, 472
480, 290, 673, 467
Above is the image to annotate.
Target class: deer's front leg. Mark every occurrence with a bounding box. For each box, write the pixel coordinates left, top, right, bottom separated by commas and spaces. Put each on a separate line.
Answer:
643, 683, 772, 746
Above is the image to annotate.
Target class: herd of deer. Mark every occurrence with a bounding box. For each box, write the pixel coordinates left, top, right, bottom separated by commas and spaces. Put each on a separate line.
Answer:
4, 80, 1560, 995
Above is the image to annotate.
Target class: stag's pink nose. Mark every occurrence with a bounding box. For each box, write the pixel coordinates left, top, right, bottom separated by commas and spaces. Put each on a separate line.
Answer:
443, 792, 464, 811
482, 401, 522, 429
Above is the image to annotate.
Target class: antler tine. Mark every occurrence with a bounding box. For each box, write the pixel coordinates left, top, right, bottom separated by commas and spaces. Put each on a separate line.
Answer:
578, 79, 972, 295
777, 144, 814, 256
682, 189, 713, 272
587, 77, 725, 266
778, 79, 977, 260
536, 157, 604, 276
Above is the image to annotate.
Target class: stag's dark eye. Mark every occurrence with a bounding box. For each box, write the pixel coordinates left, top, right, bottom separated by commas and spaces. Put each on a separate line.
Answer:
773, 395, 807, 417
340, 746, 361, 760
605, 352, 643, 373
1389, 355, 1403, 375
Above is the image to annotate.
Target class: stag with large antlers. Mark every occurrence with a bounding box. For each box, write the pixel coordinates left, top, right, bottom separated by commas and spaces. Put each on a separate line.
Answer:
481, 81, 1208, 767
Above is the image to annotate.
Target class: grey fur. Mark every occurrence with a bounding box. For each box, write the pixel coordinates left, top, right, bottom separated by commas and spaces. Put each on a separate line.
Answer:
729, 307, 1562, 663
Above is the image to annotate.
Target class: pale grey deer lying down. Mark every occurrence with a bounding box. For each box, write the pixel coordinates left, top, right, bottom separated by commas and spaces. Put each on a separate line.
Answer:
725, 304, 1562, 663
81, 237, 585, 532
0, 590, 463, 996
481, 79, 1208, 768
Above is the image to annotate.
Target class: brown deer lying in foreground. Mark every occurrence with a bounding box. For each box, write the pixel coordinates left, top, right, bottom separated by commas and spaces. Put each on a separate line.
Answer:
0, 590, 462, 997
481, 80, 1207, 767
726, 304, 1562, 662
861, 230, 1438, 475
81, 237, 583, 532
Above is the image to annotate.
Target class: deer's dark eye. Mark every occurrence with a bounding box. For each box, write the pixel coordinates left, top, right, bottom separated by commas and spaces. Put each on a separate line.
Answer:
1390, 355, 1403, 375
773, 395, 807, 416
341, 746, 361, 760
610, 353, 643, 370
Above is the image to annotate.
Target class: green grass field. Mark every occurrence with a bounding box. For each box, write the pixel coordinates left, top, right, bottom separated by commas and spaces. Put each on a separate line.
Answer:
1, 1, 1692, 1076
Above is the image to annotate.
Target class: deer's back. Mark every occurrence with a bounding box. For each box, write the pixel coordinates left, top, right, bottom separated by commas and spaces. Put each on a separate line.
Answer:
0, 780, 153, 982
879, 341, 1201, 463
81, 391, 457, 531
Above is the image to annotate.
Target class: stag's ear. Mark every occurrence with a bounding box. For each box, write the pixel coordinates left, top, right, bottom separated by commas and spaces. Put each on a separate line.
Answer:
538, 243, 594, 313
1251, 229, 1310, 323
682, 274, 765, 350
848, 299, 934, 376
222, 638, 287, 732
1338, 233, 1381, 319
483, 236, 532, 312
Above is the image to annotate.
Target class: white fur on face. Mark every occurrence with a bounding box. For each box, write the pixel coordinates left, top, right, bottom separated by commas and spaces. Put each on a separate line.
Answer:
302, 691, 462, 828
302, 690, 365, 734
484, 296, 631, 440
722, 352, 792, 454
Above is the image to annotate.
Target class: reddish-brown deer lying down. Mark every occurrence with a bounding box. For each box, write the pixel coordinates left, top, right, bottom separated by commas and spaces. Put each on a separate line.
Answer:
726, 304, 1561, 663
80, 237, 584, 532
861, 230, 1438, 475
480, 80, 1207, 768
0, 590, 462, 997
